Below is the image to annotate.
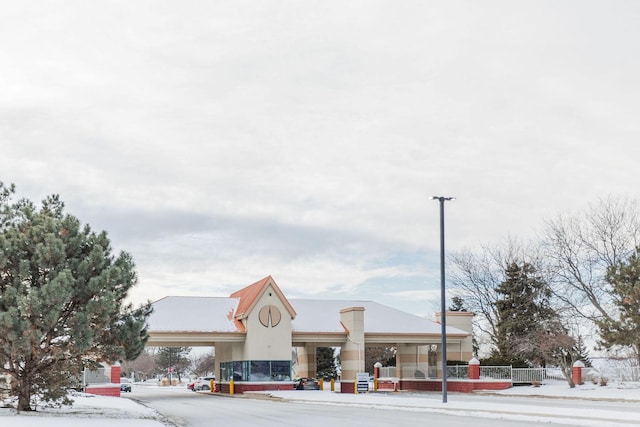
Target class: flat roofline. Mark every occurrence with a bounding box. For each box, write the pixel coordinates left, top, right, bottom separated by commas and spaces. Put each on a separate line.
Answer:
147, 331, 246, 347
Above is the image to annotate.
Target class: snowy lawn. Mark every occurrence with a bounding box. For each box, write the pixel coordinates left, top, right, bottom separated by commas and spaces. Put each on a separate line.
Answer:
0, 391, 165, 427
490, 379, 640, 400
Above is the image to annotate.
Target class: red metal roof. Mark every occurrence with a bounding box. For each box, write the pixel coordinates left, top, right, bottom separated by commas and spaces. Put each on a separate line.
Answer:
230, 275, 297, 320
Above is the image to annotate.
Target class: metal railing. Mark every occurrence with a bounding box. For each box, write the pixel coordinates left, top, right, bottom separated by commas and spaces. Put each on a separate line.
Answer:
84, 368, 110, 385
480, 366, 512, 380
447, 365, 542, 382
447, 365, 469, 379
511, 367, 547, 383
377, 364, 640, 384
593, 366, 640, 382
379, 366, 397, 378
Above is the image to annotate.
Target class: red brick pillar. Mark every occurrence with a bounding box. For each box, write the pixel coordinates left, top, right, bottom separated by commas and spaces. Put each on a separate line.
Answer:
572, 361, 584, 385
468, 357, 480, 380
111, 363, 121, 384
374, 362, 382, 379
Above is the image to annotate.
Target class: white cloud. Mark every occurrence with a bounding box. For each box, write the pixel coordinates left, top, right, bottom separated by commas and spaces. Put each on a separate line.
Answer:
2, 1, 640, 315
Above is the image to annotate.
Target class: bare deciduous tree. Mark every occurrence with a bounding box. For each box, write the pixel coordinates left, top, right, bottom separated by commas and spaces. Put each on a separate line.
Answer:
122, 350, 156, 381
192, 352, 215, 377
542, 196, 640, 323
449, 237, 540, 355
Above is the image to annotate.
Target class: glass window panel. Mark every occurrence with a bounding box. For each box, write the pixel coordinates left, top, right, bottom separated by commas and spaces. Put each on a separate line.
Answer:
232, 361, 247, 381
271, 361, 291, 381
250, 361, 271, 381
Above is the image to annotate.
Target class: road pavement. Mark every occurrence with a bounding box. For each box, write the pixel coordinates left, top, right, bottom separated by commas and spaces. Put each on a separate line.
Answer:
127, 384, 640, 427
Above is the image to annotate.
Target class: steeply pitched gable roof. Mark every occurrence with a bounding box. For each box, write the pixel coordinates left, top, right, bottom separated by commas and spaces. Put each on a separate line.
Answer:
230, 275, 297, 320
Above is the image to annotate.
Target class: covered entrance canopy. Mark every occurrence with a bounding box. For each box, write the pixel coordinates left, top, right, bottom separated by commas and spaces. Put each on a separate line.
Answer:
146, 276, 473, 393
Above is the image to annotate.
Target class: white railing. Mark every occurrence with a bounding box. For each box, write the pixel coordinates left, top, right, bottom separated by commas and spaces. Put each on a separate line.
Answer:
379, 366, 397, 378
447, 365, 469, 379
83, 368, 110, 385
512, 368, 545, 383
379, 364, 632, 383
480, 365, 512, 380
594, 366, 640, 382
448, 365, 511, 380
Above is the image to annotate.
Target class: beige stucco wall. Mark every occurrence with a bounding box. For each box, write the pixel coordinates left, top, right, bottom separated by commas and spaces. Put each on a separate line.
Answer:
242, 284, 293, 360
435, 311, 474, 363
339, 307, 365, 381
396, 344, 431, 377
295, 343, 317, 378
438, 311, 473, 334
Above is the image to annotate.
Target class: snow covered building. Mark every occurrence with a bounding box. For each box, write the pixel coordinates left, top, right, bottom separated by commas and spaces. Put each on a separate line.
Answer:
147, 276, 474, 393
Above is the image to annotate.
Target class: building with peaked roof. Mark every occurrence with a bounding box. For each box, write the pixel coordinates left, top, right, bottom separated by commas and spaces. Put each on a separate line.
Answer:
147, 276, 475, 394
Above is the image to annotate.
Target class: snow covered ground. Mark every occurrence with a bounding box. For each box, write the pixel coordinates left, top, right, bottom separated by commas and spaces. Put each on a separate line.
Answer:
489, 378, 640, 400
0, 391, 166, 427
1, 380, 639, 426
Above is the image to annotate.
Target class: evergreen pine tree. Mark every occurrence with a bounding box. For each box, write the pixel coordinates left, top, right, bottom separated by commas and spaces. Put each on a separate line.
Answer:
365, 347, 396, 374
596, 247, 640, 365
0, 184, 151, 411
155, 347, 192, 382
575, 336, 593, 367
493, 262, 557, 366
316, 347, 337, 380
449, 296, 467, 311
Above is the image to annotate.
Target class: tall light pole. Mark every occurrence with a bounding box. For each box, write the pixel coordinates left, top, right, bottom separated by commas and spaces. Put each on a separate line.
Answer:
432, 196, 454, 403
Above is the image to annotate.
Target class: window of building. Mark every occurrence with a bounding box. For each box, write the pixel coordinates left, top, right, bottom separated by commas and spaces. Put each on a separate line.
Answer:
220, 360, 291, 381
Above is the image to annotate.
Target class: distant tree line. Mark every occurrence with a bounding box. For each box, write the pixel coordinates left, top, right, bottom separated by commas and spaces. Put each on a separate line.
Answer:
121, 347, 215, 381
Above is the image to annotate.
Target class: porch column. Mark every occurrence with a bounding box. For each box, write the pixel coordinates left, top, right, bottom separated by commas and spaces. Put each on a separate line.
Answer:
110, 362, 121, 384
296, 343, 317, 378
435, 311, 474, 362
469, 357, 480, 380
339, 307, 365, 382
572, 360, 584, 385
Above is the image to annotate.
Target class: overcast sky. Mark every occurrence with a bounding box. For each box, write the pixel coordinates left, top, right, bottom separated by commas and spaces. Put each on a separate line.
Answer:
2, 1, 639, 317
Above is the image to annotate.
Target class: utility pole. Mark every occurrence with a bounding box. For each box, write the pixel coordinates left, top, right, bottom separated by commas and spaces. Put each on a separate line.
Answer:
432, 196, 454, 403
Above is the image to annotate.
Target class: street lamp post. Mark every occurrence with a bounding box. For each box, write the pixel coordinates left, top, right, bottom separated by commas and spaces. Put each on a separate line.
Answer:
432, 196, 454, 403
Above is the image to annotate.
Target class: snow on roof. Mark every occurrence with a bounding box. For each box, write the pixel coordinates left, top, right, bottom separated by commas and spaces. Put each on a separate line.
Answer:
290, 299, 468, 335
148, 296, 469, 336
148, 296, 241, 333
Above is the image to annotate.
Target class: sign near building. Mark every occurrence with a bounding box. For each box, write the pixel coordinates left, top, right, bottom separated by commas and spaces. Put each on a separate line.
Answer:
356, 372, 369, 393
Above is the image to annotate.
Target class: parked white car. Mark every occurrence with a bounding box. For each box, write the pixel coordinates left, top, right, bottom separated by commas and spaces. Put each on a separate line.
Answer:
193, 376, 215, 391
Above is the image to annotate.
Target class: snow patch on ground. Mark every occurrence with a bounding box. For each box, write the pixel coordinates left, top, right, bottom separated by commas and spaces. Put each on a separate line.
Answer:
0, 391, 165, 427
490, 379, 640, 399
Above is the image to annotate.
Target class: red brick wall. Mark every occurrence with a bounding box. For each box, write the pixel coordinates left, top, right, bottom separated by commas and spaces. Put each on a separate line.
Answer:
340, 381, 355, 394
377, 381, 397, 391
233, 383, 293, 393
217, 382, 293, 394
110, 365, 121, 384
472, 381, 512, 391
86, 385, 121, 397
400, 380, 511, 393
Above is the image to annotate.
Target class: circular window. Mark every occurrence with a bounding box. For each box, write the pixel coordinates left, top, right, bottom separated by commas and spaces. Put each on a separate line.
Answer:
258, 305, 282, 328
